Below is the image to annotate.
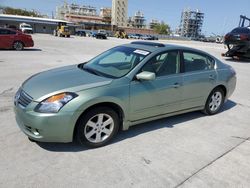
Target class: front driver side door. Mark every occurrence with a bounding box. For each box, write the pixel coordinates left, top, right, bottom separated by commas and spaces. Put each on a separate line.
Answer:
129, 50, 183, 121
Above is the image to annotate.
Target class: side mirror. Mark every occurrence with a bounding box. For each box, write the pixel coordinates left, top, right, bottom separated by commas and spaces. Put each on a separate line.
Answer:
136, 71, 156, 81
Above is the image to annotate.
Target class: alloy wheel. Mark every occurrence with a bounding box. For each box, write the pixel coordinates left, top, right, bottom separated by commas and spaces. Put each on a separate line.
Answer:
209, 91, 223, 112
13, 42, 23, 51
84, 113, 114, 143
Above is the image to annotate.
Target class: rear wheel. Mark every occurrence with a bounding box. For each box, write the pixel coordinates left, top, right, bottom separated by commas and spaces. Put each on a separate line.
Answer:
76, 107, 120, 148
13, 41, 24, 51
203, 87, 225, 115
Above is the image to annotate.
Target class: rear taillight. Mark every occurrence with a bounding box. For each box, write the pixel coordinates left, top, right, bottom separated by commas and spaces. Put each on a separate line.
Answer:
224, 34, 230, 40
240, 34, 249, 40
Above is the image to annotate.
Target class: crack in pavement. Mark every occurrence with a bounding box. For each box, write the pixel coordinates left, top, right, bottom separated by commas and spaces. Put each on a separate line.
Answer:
0, 88, 14, 96
141, 157, 151, 165
232, 136, 250, 141
174, 137, 250, 188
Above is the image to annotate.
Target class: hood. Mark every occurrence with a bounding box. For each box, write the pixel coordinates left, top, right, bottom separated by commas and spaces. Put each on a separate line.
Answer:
22, 65, 112, 101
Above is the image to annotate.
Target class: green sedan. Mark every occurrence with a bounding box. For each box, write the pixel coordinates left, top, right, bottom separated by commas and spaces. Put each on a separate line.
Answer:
14, 41, 236, 147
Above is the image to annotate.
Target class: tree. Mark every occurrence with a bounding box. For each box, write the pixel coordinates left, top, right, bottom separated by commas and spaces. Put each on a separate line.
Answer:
153, 21, 170, 35
3, 7, 42, 17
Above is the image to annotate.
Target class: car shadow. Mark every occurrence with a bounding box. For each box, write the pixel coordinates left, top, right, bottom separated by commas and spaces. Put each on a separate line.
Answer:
37, 100, 237, 152
22, 48, 42, 51
0, 48, 42, 51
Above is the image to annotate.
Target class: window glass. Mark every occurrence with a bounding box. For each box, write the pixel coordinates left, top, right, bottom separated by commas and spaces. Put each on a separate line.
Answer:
183, 52, 213, 72
142, 51, 179, 77
0, 29, 8, 35
7, 30, 16, 35
99, 51, 133, 65
0, 29, 16, 35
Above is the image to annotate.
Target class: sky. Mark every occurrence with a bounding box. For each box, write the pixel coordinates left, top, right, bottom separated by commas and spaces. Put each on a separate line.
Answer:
1, 0, 250, 35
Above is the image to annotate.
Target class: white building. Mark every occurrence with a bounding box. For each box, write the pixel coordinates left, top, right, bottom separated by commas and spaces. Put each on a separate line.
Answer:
111, 0, 128, 27
56, 3, 97, 20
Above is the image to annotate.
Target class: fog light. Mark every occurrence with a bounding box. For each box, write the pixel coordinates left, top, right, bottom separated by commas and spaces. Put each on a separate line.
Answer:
32, 129, 40, 136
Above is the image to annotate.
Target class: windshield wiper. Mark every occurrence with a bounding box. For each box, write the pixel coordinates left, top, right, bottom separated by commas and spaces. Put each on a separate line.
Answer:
78, 63, 116, 79
79, 64, 102, 76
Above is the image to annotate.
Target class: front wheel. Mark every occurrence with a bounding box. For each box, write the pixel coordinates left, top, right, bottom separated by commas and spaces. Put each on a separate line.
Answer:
203, 87, 225, 115
76, 107, 120, 148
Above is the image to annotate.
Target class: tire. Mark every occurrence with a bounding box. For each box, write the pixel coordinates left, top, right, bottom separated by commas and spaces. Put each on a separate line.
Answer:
28, 137, 36, 142
76, 107, 120, 148
67, 35, 70, 38
203, 87, 225, 115
13, 41, 24, 51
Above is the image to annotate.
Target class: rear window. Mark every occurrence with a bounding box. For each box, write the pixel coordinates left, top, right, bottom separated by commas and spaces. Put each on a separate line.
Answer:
231, 27, 250, 34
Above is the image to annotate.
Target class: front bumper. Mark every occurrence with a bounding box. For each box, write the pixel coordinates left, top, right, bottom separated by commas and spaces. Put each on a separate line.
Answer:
25, 39, 34, 48
14, 102, 77, 143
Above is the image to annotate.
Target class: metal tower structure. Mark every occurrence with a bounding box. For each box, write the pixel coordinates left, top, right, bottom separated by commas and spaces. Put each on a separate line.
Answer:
179, 8, 204, 38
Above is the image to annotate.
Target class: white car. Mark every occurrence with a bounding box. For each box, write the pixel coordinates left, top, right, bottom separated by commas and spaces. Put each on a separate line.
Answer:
20, 23, 33, 34
98, 29, 107, 36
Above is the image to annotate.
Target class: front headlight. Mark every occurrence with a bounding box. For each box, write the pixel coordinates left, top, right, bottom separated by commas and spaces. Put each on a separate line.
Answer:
35, 92, 78, 113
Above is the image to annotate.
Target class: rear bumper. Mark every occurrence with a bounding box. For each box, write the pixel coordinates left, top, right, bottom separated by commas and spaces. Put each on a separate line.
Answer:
14, 103, 76, 143
226, 75, 237, 100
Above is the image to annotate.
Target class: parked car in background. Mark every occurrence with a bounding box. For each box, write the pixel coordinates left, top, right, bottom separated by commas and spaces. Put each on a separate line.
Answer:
222, 27, 250, 59
129, 33, 143, 39
86, 31, 96, 37
98, 29, 107, 36
14, 41, 236, 147
95, 32, 107, 39
0, 27, 34, 50
141, 35, 158, 40
75, 30, 86, 37
224, 27, 250, 46
19, 23, 33, 34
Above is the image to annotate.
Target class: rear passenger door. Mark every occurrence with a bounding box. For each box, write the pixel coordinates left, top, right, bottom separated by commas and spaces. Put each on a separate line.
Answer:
181, 51, 216, 109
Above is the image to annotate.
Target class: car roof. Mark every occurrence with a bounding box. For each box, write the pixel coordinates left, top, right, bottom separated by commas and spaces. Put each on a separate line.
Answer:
122, 41, 211, 55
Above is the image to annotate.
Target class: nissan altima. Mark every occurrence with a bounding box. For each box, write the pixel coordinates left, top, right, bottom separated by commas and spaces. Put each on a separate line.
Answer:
14, 41, 236, 147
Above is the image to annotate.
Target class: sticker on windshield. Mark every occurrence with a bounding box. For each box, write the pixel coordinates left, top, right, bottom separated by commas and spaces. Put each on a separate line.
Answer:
133, 49, 150, 56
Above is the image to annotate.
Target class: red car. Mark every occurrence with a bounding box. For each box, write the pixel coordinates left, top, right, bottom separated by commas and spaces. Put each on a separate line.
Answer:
0, 27, 34, 50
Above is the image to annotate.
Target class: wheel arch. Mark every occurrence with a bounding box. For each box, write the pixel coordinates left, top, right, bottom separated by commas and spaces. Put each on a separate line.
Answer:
73, 102, 125, 140
214, 84, 227, 97
13, 40, 25, 48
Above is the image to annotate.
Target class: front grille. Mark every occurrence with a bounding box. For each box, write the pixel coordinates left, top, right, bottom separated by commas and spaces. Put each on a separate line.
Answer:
16, 89, 33, 108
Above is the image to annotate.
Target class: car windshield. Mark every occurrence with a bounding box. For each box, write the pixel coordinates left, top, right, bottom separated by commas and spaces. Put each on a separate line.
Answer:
22, 25, 32, 28
81, 46, 150, 78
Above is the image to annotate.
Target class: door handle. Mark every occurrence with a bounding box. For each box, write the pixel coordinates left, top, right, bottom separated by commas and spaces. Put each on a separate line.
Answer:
209, 75, 216, 80
171, 83, 180, 88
